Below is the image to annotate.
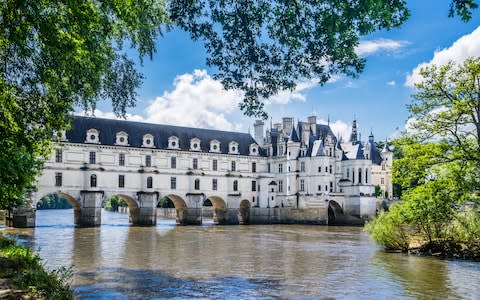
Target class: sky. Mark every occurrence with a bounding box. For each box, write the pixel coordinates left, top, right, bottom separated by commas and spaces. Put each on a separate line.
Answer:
85, 0, 480, 143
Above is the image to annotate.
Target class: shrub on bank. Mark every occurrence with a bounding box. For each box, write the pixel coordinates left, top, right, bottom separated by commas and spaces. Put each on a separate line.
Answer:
0, 234, 73, 299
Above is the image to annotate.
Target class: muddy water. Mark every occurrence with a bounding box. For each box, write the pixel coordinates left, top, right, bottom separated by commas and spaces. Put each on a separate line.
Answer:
3, 209, 479, 299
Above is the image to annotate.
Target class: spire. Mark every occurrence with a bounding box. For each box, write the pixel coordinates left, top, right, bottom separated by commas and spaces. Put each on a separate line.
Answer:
350, 118, 358, 144
289, 124, 300, 142
327, 114, 330, 126
382, 138, 391, 152
368, 130, 374, 143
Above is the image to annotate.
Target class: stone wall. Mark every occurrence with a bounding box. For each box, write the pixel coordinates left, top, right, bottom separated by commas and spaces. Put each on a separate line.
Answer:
249, 207, 327, 225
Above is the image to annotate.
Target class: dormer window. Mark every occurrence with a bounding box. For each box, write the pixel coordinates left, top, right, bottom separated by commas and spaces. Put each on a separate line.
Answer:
210, 140, 221, 153
190, 138, 201, 151
168, 136, 179, 149
229, 141, 239, 154
85, 128, 99, 144
142, 134, 154, 148
249, 144, 259, 156
115, 131, 129, 146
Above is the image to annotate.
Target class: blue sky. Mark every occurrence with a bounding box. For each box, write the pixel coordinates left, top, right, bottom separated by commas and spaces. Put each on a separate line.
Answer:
90, 0, 480, 142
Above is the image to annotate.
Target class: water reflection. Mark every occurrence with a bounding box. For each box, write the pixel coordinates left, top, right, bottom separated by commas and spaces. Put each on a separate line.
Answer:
1, 210, 479, 299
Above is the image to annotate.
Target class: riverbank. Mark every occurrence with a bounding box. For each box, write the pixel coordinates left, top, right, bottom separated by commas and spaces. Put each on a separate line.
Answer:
408, 239, 480, 261
0, 233, 73, 299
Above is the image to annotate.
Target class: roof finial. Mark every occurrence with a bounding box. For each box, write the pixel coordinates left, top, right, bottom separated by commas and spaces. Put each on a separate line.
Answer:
327, 114, 330, 126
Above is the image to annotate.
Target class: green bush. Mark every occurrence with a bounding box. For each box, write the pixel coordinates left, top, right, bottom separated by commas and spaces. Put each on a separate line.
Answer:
0, 234, 73, 299
365, 204, 410, 251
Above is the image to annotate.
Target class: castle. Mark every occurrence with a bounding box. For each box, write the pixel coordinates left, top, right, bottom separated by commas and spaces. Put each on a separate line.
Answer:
24, 115, 392, 227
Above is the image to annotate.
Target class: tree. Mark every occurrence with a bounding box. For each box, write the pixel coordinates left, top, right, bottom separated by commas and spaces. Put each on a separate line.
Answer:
368, 58, 480, 256
0, 1, 168, 209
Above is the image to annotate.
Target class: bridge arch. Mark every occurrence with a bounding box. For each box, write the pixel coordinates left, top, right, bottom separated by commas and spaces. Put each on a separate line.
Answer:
328, 200, 345, 225
205, 195, 227, 225
36, 192, 80, 210
103, 194, 139, 210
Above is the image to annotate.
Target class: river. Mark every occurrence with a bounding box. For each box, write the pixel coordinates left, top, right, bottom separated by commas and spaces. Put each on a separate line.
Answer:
1, 209, 479, 299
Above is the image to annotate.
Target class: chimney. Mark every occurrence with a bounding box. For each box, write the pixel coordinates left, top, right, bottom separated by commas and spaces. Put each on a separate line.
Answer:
308, 115, 317, 135
282, 117, 293, 134
254, 120, 264, 146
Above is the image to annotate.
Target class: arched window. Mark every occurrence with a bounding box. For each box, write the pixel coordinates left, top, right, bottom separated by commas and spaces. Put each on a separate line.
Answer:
147, 176, 153, 188
194, 178, 200, 190
90, 174, 97, 187
233, 180, 238, 191
365, 168, 369, 184
358, 168, 362, 184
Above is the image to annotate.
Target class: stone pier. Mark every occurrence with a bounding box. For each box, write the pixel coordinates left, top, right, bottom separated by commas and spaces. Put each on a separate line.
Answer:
6, 207, 36, 228
177, 208, 202, 225
129, 192, 158, 226
75, 191, 104, 226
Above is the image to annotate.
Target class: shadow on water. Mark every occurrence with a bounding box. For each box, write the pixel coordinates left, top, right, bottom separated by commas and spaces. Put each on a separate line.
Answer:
74, 268, 282, 300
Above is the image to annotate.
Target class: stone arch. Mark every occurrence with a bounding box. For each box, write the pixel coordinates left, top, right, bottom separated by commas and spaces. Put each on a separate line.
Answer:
103, 194, 139, 210
239, 199, 251, 225
36, 192, 81, 225
38, 192, 81, 210
205, 195, 227, 225
328, 200, 346, 225
163, 194, 192, 225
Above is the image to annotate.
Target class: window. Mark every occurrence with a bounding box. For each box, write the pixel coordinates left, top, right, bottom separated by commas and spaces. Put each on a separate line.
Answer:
252, 162, 256, 173
90, 174, 97, 187
145, 155, 152, 167
301, 162, 305, 172
119, 153, 125, 166
147, 176, 153, 188
329, 165, 332, 174
278, 164, 283, 173
318, 185, 321, 191
231, 161, 236, 171
346, 168, 350, 178
171, 177, 176, 189
171, 156, 176, 169
118, 175, 125, 188
382, 163, 386, 171
325, 166, 328, 173
365, 168, 368, 184
89, 151, 96, 164
288, 166, 291, 172
267, 163, 271, 173
233, 180, 238, 191
55, 172, 62, 187
212, 159, 218, 171
212, 179, 218, 191
251, 180, 256, 192
300, 179, 305, 192
55, 149, 62, 163
325, 185, 328, 191
358, 168, 362, 184
193, 158, 198, 170
318, 166, 322, 173
381, 177, 384, 185
330, 182, 333, 192
278, 180, 283, 192
352, 170, 355, 183
194, 178, 200, 190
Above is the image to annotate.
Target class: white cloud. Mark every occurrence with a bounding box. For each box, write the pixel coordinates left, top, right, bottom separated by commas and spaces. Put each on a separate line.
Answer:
319, 118, 351, 142
406, 26, 480, 87
356, 39, 409, 56
76, 109, 145, 122
386, 80, 396, 86
144, 69, 244, 131
267, 79, 318, 105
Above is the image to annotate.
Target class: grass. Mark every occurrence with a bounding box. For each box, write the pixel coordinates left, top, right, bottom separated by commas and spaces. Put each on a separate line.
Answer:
0, 233, 73, 299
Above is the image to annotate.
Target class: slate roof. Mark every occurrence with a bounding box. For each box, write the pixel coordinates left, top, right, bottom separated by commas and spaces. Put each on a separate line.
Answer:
66, 116, 263, 156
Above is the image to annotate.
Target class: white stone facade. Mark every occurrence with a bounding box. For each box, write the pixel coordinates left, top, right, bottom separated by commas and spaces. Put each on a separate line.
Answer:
34, 115, 393, 222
